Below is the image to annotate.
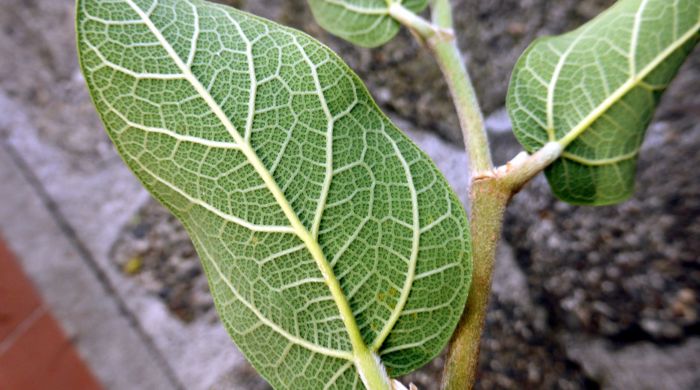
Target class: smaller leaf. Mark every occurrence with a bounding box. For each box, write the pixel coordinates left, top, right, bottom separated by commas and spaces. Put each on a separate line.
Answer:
507, 0, 699, 205
307, 0, 428, 47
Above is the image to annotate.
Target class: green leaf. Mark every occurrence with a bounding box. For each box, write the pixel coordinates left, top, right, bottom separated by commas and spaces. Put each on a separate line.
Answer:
307, 0, 428, 47
76, 0, 471, 388
507, 0, 699, 205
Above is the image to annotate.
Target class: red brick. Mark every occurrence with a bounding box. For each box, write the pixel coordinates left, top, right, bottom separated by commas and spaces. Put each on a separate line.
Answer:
0, 242, 42, 341
0, 239, 101, 390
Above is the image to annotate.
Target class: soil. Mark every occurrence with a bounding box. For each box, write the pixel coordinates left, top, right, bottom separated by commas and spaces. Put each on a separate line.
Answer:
112, 204, 213, 323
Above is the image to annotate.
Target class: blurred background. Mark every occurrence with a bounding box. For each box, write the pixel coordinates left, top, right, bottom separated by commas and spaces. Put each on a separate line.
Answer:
1, 0, 698, 389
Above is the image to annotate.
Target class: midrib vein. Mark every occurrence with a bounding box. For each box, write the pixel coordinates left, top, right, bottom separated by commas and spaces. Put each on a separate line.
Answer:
124, 0, 369, 364
557, 16, 700, 148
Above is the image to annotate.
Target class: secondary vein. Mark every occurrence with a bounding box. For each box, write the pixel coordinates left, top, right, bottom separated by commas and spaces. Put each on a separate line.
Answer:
558, 19, 700, 147
192, 228, 353, 360
371, 130, 420, 352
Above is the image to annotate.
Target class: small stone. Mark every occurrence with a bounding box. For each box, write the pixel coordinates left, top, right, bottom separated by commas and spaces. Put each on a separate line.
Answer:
122, 256, 143, 275
507, 21, 527, 36
678, 288, 696, 305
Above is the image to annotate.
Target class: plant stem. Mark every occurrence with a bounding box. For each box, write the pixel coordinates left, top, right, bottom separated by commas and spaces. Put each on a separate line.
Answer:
430, 39, 493, 173
441, 178, 510, 389
430, 0, 453, 29
439, 145, 562, 390
389, 3, 492, 173
389, 4, 565, 390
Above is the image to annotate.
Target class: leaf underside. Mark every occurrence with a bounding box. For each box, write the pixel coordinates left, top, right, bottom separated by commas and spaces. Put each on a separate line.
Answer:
77, 0, 471, 388
508, 0, 699, 205
307, 0, 429, 47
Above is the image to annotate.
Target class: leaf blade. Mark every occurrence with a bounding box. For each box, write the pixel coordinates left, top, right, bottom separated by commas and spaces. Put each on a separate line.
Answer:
76, 0, 471, 388
507, 0, 699, 205
306, 0, 429, 47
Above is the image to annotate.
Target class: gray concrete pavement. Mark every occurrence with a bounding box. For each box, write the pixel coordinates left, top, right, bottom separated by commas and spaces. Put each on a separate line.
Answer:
0, 141, 179, 390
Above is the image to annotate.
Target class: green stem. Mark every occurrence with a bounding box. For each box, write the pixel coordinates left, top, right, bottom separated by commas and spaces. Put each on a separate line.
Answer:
441, 178, 510, 390
389, 4, 565, 390
430, 38, 493, 173
430, 0, 453, 29
439, 146, 562, 390
389, 3, 493, 173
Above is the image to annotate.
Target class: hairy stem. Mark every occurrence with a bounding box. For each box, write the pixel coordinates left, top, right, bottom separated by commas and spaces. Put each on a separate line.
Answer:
429, 0, 492, 173
390, 4, 564, 390
441, 179, 510, 390
439, 144, 562, 389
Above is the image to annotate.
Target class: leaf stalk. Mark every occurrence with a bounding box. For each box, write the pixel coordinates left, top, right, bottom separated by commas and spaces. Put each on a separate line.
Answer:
355, 350, 392, 390
496, 142, 563, 192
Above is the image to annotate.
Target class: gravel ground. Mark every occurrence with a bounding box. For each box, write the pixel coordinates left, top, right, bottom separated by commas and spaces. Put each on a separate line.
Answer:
112, 204, 214, 323
504, 122, 700, 343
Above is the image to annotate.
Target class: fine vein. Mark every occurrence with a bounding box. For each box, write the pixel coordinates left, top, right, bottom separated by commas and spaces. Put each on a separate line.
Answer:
193, 228, 353, 360
557, 19, 700, 147
123, 0, 371, 367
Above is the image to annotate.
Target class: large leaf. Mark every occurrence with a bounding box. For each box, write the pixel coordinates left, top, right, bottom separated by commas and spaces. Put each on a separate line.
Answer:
507, 0, 699, 205
76, 0, 471, 388
307, 0, 429, 47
